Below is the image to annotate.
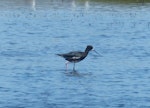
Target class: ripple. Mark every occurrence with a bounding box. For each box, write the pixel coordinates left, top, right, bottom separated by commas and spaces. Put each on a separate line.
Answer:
64, 71, 92, 77
0, 50, 41, 57
0, 1, 150, 108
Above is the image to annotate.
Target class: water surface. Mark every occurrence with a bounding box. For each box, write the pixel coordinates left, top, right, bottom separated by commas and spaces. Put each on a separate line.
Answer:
0, 0, 150, 108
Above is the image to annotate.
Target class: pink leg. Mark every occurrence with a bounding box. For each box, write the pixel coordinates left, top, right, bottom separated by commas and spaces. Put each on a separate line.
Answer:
65, 61, 69, 71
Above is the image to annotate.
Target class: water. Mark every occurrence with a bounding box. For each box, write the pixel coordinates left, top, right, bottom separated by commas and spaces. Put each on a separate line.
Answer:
0, 0, 150, 108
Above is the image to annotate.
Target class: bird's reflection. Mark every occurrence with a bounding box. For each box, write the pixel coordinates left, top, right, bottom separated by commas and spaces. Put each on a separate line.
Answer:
72, 0, 76, 8
71, 0, 90, 10
25, 0, 36, 10
24, 0, 91, 10
85, 1, 90, 10
64, 69, 92, 77
65, 70, 80, 76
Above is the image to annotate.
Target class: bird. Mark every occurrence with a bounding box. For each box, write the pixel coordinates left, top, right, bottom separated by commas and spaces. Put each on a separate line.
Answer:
56, 45, 98, 71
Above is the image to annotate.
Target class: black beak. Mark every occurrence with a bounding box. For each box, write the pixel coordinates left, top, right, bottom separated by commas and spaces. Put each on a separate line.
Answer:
92, 49, 102, 57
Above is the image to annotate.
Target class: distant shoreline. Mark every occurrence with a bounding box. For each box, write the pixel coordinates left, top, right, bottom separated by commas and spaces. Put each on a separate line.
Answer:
80, 0, 147, 3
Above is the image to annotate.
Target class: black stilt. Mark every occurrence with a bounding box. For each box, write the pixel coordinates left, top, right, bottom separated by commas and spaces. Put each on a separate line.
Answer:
57, 45, 98, 71
73, 62, 75, 71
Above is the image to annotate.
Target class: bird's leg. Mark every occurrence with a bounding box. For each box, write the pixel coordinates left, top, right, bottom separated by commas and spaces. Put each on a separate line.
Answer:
73, 62, 75, 71
65, 61, 69, 71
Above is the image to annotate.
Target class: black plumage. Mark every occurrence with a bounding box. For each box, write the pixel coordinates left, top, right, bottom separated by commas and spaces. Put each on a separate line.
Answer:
57, 45, 93, 71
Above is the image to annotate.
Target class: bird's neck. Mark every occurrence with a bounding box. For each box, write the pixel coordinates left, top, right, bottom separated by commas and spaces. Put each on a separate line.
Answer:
84, 50, 90, 55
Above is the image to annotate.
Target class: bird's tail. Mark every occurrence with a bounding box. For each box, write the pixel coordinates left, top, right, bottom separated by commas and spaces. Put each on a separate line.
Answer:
56, 54, 63, 57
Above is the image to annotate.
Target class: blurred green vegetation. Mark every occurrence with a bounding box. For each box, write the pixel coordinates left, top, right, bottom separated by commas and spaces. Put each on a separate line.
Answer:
79, 0, 150, 3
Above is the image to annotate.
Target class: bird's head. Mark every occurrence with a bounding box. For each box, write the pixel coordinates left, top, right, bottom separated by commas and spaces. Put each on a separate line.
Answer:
86, 45, 102, 56
85, 45, 93, 52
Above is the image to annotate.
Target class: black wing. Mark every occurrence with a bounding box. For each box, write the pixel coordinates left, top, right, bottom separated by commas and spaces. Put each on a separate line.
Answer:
57, 51, 84, 59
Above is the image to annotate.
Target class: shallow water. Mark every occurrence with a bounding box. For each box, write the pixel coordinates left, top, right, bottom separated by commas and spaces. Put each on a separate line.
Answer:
0, 0, 150, 108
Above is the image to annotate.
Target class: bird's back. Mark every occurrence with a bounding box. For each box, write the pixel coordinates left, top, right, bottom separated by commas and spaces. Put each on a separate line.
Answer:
57, 51, 86, 62
57, 51, 83, 57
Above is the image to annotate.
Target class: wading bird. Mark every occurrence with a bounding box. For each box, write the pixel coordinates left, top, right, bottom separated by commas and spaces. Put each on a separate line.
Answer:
56, 45, 100, 71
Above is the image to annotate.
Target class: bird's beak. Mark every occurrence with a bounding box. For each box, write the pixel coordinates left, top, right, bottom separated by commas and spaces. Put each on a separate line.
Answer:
92, 49, 102, 57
